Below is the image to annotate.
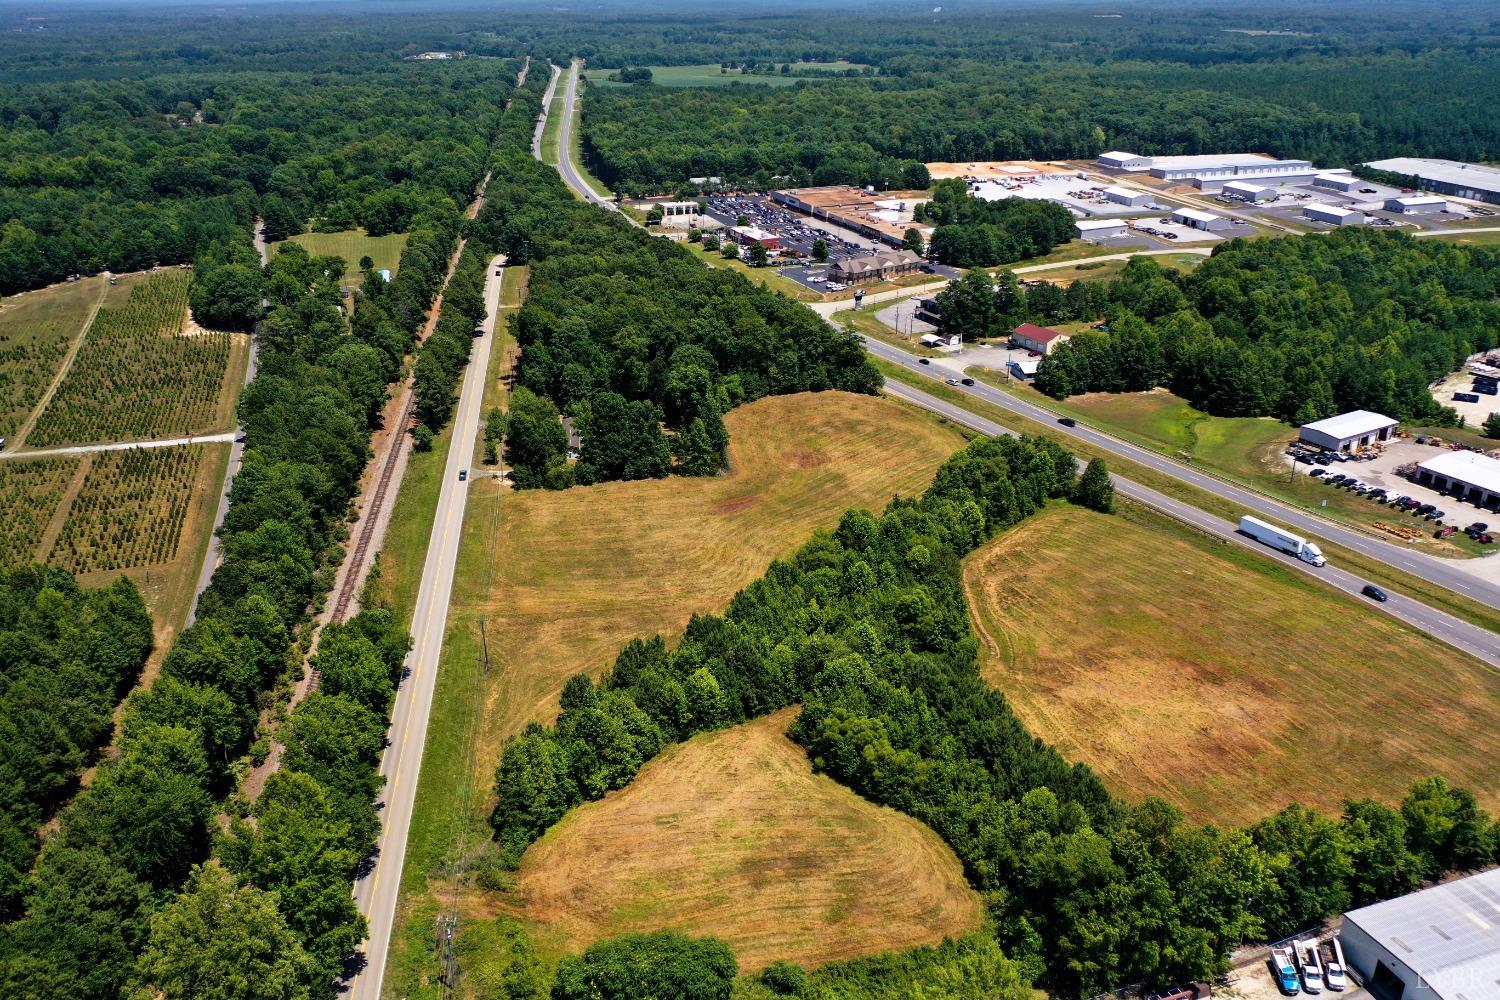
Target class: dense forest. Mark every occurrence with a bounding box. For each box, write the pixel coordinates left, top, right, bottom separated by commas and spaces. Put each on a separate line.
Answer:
1025, 230, 1500, 423
492, 434, 1499, 996
470, 150, 879, 488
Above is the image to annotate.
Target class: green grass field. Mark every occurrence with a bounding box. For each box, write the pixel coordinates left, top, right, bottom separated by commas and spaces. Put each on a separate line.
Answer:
584, 64, 822, 88
966, 502, 1500, 824
973, 379, 1496, 559
272, 229, 408, 288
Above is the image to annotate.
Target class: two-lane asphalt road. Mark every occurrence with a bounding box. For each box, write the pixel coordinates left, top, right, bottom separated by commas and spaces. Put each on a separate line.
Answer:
346, 254, 506, 1000
555, 61, 615, 212
532, 62, 560, 160
864, 337, 1500, 613
881, 377, 1500, 669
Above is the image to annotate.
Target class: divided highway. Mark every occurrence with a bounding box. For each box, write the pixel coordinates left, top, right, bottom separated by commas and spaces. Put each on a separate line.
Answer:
880, 377, 1500, 669
346, 255, 506, 1000
555, 61, 615, 211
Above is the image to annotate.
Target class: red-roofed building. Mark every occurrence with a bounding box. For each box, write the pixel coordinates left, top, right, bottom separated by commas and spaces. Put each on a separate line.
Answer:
1011, 323, 1070, 355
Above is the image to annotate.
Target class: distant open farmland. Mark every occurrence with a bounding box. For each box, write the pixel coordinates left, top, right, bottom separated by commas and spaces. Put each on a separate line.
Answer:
273, 229, 408, 288
511, 708, 983, 971
964, 503, 1500, 824
584, 64, 822, 88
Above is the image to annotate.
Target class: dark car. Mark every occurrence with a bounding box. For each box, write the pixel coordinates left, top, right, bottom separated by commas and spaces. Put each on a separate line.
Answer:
1310, 468, 1328, 478
919, 357, 930, 365
1328, 473, 1346, 484
1058, 417, 1077, 427
1361, 584, 1388, 602
1470, 522, 1490, 532
458, 469, 468, 482
961, 377, 975, 386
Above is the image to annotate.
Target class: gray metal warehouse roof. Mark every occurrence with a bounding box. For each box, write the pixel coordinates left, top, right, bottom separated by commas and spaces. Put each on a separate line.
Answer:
1363, 157, 1500, 197
1344, 868, 1500, 1000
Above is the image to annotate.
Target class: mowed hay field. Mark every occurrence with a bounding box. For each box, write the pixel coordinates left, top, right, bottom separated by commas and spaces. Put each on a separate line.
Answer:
274, 229, 407, 289
474, 390, 967, 758
964, 504, 1500, 825
509, 708, 983, 972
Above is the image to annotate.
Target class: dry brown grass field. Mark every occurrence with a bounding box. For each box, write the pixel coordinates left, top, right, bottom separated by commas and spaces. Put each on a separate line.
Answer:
507, 708, 984, 972
473, 390, 967, 767
964, 503, 1500, 825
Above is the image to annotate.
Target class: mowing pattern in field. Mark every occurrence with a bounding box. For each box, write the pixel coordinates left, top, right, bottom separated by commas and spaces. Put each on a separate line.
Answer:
0, 277, 104, 438
50, 446, 206, 573
28, 270, 232, 446
0, 457, 77, 566
476, 391, 967, 759
964, 504, 1500, 824
514, 709, 983, 972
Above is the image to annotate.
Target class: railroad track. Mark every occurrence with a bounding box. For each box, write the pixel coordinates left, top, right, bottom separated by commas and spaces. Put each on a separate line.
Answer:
326, 393, 416, 628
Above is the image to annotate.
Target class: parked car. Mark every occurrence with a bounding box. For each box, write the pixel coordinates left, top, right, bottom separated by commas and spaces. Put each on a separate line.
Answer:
1058, 417, 1077, 427
1362, 584, 1389, 602
1328, 473, 1346, 484
1309, 468, 1327, 478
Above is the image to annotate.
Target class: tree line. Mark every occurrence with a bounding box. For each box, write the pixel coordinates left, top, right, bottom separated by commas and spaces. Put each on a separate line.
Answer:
490, 432, 1499, 997
468, 148, 879, 490
1028, 231, 1500, 424
0, 63, 503, 992
916, 179, 1076, 268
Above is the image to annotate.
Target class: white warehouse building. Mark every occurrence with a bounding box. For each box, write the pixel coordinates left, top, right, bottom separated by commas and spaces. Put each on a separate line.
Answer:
1102, 184, 1152, 206
1304, 204, 1367, 226
1171, 207, 1232, 232
1313, 171, 1361, 192
1363, 156, 1500, 206
1222, 180, 1278, 203
1385, 195, 1449, 214
1075, 218, 1128, 240
1339, 867, 1500, 1000
1297, 410, 1398, 453
1097, 150, 1151, 171
1415, 450, 1500, 510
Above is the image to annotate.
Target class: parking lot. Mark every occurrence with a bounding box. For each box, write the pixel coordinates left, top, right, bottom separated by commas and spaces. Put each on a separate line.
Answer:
705, 194, 874, 260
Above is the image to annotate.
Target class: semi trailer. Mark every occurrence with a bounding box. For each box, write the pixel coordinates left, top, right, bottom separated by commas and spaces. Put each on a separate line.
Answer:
1239, 515, 1327, 566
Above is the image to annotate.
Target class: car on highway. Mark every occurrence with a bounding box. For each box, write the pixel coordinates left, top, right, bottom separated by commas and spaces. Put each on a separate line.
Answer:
1058, 416, 1077, 427
946, 378, 960, 385
961, 377, 975, 386
919, 358, 931, 365
1361, 584, 1389, 602
458, 469, 468, 482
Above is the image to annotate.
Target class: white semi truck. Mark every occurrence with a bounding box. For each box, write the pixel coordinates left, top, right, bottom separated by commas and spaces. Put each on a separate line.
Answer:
1239, 515, 1326, 566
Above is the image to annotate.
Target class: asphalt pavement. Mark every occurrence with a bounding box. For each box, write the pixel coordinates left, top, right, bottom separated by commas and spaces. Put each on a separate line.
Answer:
880, 377, 1500, 669
345, 255, 505, 1000
556, 62, 614, 211
865, 337, 1500, 615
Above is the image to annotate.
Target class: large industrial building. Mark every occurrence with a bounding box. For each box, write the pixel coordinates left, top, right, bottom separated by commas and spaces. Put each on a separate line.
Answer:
1363, 157, 1500, 206
1314, 170, 1361, 192
1415, 450, 1500, 510
1171, 207, 1232, 232
1098, 151, 1315, 186
1298, 410, 1398, 453
1340, 867, 1500, 1000
1304, 204, 1367, 227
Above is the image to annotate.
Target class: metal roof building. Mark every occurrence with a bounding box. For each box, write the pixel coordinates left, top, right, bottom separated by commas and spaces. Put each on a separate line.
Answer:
1102, 184, 1152, 206
1416, 451, 1500, 511
1385, 195, 1450, 214
1075, 218, 1128, 239
1222, 180, 1278, 202
1171, 207, 1233, 231
1098, 150, 1151, 171
1298, 410, 1398, 452
1304, 204, 1368, 227
1363, 157, 1500, 206
1340, 867, 1500, 1000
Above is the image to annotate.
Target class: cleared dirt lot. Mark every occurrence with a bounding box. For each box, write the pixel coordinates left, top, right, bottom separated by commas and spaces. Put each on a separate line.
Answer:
508, 708, 984, 972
